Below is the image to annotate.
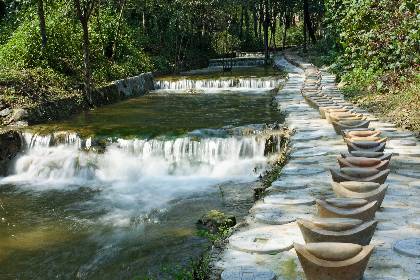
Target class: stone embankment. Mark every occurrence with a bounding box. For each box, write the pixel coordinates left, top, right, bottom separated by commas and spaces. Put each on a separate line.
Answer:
213, 55, 420, 279
0, 73, 154, 127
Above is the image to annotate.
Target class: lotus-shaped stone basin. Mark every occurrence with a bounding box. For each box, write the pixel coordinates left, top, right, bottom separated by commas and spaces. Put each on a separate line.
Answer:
316, 199, 378, 221
337, 156, 390, 170
329, 167, 390, 184
345, 139, 386, 153
332, 120, 370, 135
294, 242, 374, 280
341, 151, 392, 161
332, 182, 388, 208
297, 218, 377, 245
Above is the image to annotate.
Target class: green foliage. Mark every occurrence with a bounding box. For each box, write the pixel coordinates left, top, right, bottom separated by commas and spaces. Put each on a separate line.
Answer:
324, 0, 419, 72
212, 31, 241, 56
137, 256, 210, 280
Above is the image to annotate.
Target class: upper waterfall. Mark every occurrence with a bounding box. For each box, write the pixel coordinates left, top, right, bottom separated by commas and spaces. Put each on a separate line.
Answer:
154, 77, 284, 90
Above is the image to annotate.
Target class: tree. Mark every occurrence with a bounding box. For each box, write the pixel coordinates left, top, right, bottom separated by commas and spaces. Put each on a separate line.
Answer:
37, 0, 47, 48
73, 0, 97, 104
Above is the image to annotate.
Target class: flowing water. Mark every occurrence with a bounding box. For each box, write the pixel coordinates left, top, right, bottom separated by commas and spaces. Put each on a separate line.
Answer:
0, 67, 286, 279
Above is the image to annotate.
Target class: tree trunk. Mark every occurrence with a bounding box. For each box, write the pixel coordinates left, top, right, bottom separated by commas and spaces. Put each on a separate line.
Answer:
303, 0, 316, 43
252, 3, 258, 38
282, 13, 288, 49
263, 1, 270, 64
74, 0, 96, 105
245, 1, 250, 41
239, 5, 244, 39
37, 0, 47, 49
303, 16, 307, 52
81, 20, 93, 104
111, 0, 126, 61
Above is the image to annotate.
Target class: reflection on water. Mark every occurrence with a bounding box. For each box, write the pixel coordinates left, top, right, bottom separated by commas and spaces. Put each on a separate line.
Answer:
29, 90, 282, 138
0, 67, 285, 279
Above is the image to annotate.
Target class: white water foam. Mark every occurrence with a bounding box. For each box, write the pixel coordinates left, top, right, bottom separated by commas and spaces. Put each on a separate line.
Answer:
1, 133, 279, 227
154, 77, 283, 90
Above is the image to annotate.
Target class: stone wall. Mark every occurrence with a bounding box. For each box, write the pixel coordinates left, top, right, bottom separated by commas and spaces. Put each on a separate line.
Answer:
0, 72, 155, 126
90, 72, 155, 106
0, 130, 22, 176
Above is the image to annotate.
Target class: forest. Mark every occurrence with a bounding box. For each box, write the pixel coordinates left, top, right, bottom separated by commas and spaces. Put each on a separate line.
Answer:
0, 0, 419, 125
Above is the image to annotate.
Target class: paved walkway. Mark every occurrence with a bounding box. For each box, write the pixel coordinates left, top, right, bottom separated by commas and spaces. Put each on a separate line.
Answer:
213, 55, 420, 279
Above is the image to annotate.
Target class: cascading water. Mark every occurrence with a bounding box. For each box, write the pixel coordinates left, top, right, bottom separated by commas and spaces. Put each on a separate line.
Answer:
2, 131, 280, 225
154, 77, 284, 90
0, 65, 286, 278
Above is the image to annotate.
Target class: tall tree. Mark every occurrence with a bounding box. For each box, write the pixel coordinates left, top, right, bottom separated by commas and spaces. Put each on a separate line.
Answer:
37, 0, 47, 48
303, 0, 316, 43
73, 0, 97, 104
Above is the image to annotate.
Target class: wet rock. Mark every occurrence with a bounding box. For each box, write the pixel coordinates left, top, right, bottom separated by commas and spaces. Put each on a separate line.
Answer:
198, 210, 236, 233
0, 130, 22, 176
0, 108, 11, 117
11, 108, 28, 122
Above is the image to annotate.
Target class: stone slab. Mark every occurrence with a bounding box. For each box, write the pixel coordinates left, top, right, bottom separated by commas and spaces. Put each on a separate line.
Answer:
221, 266, 276, 280
254, 212, 296, 225
393, 238, 420, 258
389, 139, 417, 147
281, 167, 325, 176
270, 180, 308, 190
229, 225, 297, 254
395, 170, 420, 179
264, 195, 315, 206
290, 149, 328, 158
409, 181, 420, 189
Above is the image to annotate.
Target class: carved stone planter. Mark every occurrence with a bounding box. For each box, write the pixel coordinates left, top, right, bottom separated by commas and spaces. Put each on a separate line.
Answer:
332, 182, 388, 208
345, 140, 386, 153
294, 242, 374, 280
341, 151, 392, 161
332, 120, 370, 135
344, 130, 381, 138
337, 156, 390, 171
297, 218, 377, 245
329, 168, 390, 184
316, 199, 378, 221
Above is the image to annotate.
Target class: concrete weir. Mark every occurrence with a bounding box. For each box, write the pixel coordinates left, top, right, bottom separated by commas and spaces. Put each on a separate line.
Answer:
212, 55, 420, 279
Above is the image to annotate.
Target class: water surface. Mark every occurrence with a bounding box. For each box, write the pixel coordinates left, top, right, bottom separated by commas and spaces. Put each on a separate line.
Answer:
0, 66, 285, 279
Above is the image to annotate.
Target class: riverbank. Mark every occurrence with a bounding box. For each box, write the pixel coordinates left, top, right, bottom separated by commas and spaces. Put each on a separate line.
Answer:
211, 54, 420, 279
296, 48, 420, 137
0, 68, 154, 127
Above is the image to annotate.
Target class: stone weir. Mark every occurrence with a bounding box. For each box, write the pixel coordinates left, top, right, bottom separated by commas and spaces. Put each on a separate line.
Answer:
211, 55, 420, 279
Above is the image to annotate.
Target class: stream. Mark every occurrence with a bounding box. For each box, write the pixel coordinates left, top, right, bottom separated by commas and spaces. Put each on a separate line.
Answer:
0, 66, 286, 279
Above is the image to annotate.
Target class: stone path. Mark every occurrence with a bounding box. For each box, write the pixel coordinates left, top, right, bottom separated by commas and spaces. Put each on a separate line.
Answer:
214, 55, 420, 280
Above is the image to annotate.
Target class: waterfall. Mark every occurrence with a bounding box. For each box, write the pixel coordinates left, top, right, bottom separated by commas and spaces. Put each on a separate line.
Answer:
154, 77, 284, 90
11, 134, 275, 181
208, 59, 267, 67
